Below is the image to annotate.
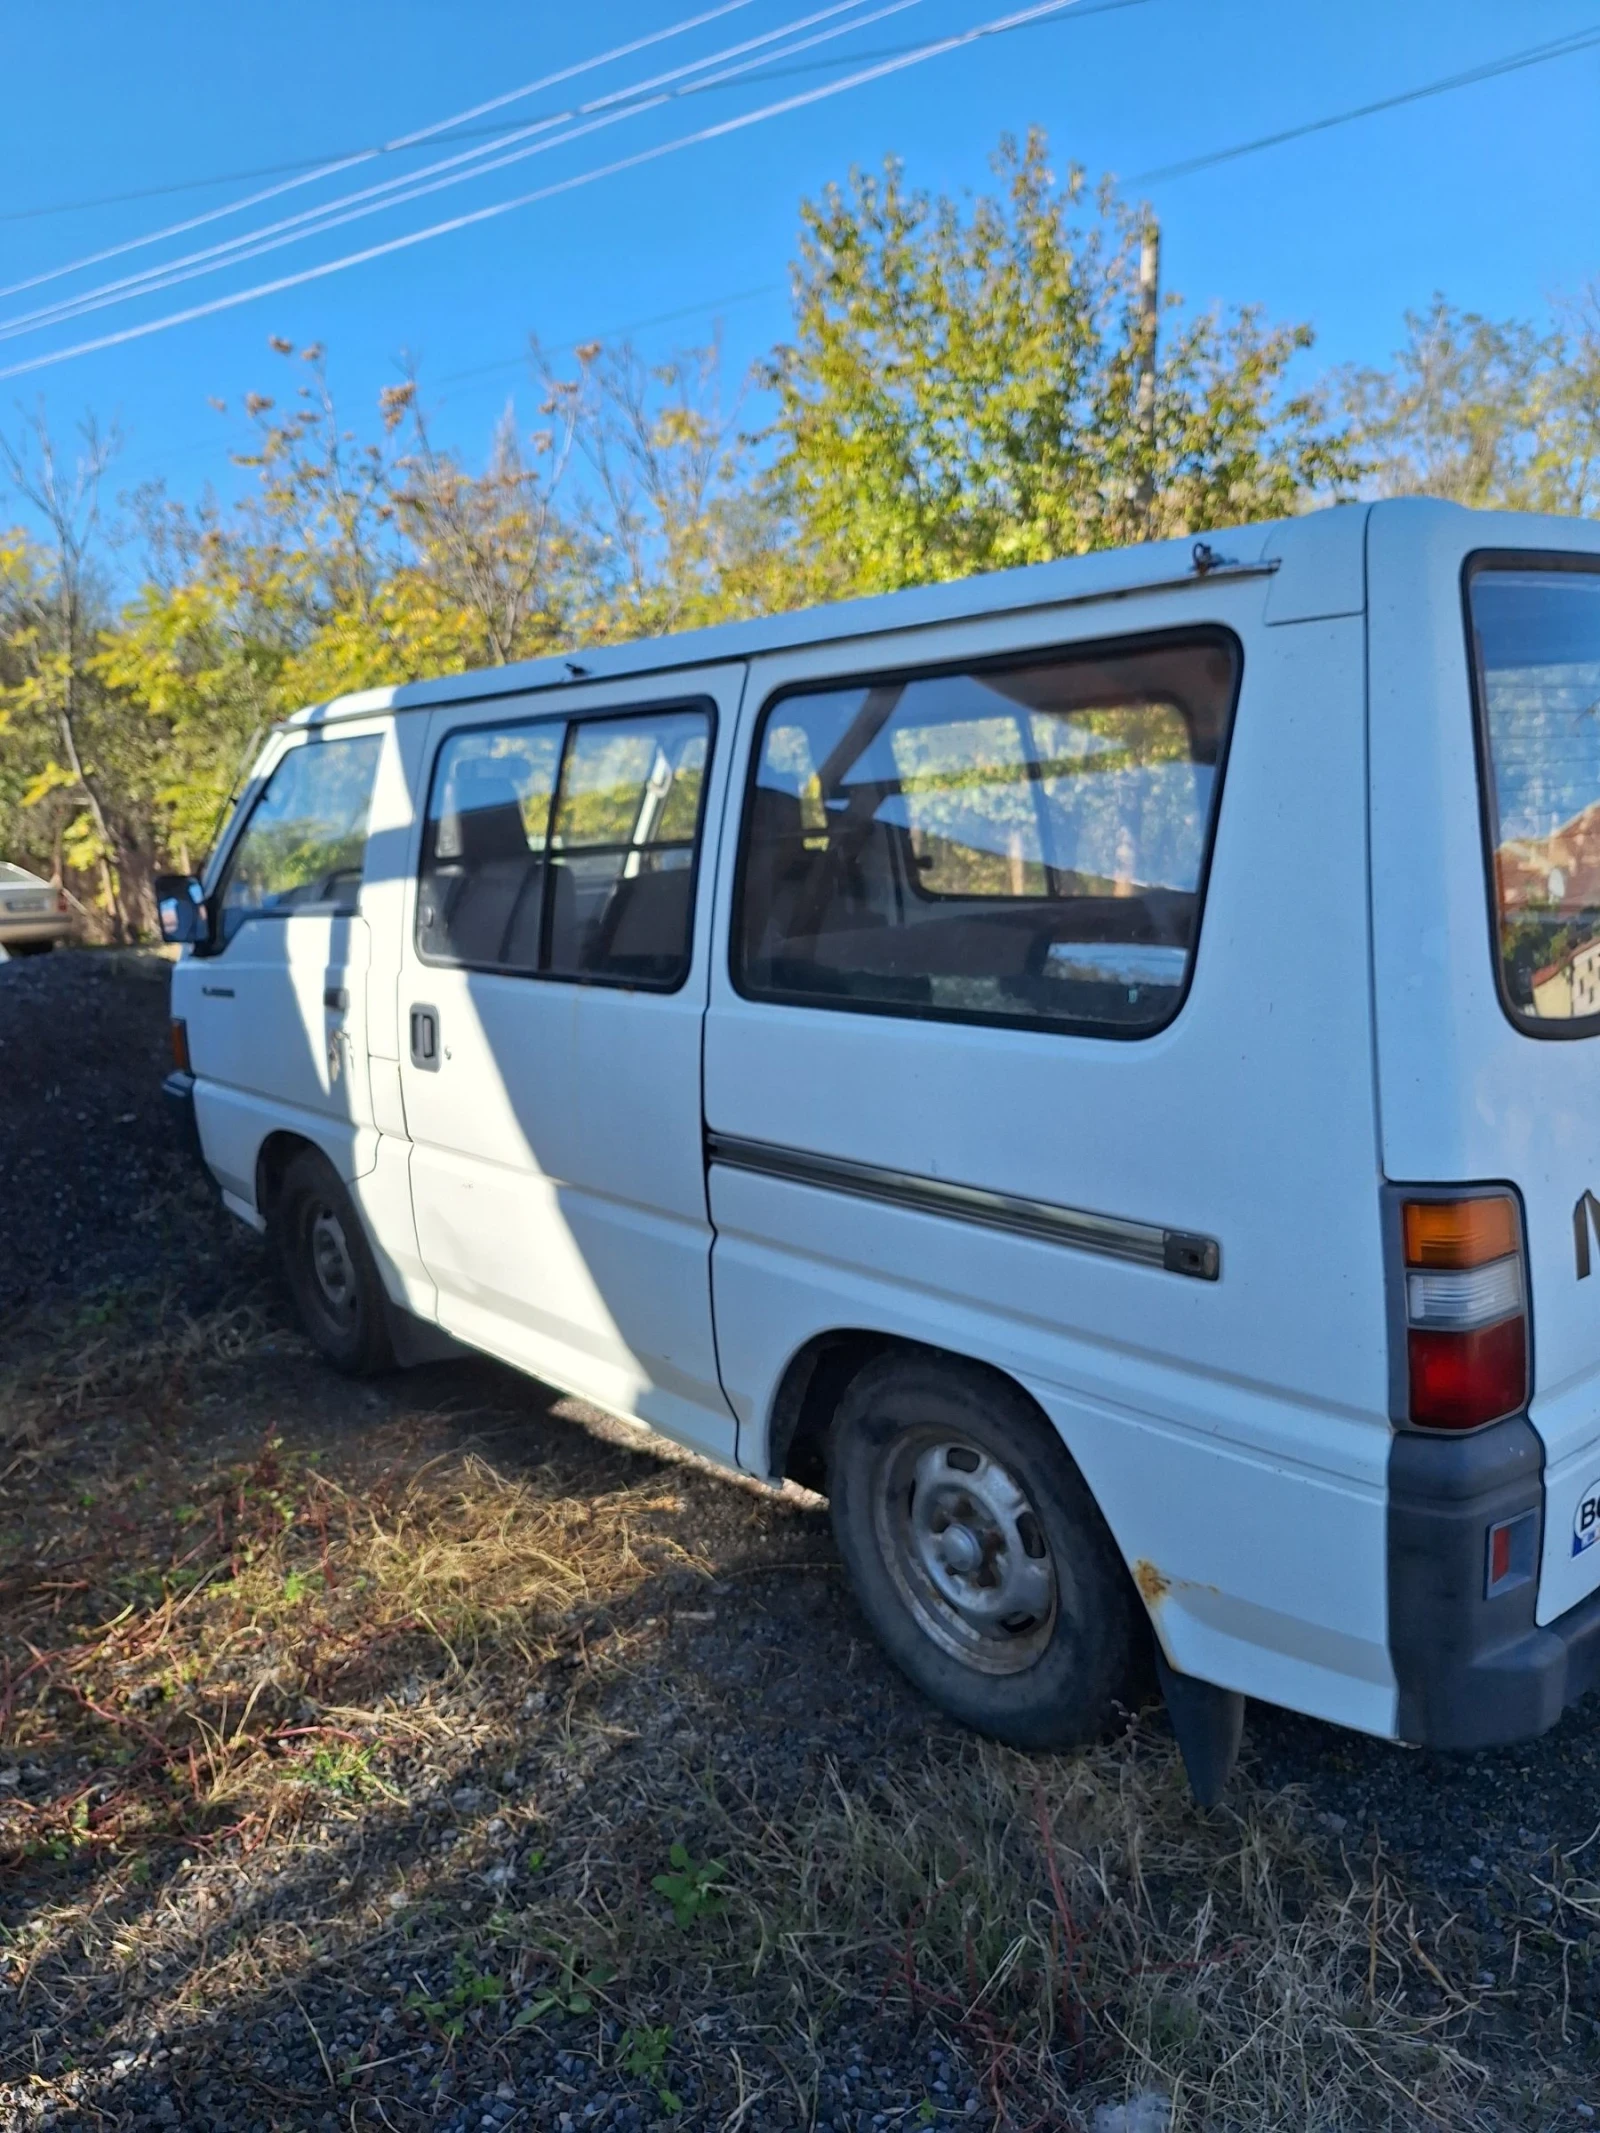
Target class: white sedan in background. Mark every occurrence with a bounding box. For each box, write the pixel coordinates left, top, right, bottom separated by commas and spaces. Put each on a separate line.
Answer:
0, 863, 75, 956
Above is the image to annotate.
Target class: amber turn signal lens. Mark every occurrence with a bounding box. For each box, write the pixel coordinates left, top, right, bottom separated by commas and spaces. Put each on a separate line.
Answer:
1403, 1195, 1519, 1270
170, 1017, 191, 1073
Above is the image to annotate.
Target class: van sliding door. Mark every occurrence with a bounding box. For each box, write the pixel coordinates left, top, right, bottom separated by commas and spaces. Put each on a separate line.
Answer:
393, 665, 743, 1459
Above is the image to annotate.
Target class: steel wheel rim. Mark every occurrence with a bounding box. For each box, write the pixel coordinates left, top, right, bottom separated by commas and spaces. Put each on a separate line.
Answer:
307, 1201, 359, 1323
872, 1428, 1058, 1674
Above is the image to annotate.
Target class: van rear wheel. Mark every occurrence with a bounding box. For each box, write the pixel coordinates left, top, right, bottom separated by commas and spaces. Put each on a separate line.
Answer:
274, 1148, 394, 1376
828, 1354, 1140, 1748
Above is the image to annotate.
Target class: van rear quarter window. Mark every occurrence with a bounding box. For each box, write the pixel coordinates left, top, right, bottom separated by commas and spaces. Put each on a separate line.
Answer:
1470, 562, 1600, 1031
734, 631, 1240, 1036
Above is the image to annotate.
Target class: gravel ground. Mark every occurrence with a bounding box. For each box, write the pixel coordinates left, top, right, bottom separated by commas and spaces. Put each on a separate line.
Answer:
2, 949, 1599, 2133
0, 949, 224, 1309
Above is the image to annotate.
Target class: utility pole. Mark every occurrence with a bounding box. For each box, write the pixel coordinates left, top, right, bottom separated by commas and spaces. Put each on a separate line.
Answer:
1134, 216, 1160, 537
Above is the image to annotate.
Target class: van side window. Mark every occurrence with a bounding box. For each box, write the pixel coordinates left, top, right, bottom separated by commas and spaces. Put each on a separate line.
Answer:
214, 734, 383, 946
735, 634, 1239, 1036
417, 725, 560, 972
418, 705, 710, 988
546, 711, 708, 983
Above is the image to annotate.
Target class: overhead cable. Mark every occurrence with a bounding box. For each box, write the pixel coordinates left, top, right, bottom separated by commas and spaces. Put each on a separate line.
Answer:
0, 0, 916, 338
1133, 23, 1600, 185
0, 0, 1145, 227
0, 0, 1092, 381
0, 0, 762, 302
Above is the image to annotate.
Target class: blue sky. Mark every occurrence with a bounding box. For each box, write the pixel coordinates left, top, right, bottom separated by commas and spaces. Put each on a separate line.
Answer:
2, 0, 1598, 520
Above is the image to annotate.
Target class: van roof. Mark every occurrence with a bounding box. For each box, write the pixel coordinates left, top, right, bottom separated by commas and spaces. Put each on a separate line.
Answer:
281, 497, 1589, 730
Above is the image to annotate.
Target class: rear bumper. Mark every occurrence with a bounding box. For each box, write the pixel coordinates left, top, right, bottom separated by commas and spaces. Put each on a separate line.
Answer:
0, 917, 73, 946
1390, 1416, 1600, 1747
1418, 1579, 1600, 1744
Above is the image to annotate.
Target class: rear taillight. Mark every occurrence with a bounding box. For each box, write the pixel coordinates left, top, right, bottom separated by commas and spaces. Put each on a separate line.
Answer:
55, 890, 68, 915
170, 1017, 191, 1073
1400, 1191, 1528, 1429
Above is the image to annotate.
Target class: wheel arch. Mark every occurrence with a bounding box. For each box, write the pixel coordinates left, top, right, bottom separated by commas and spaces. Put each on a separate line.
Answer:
255, 1127, 325, 1224
762, 1327, 1064, 1495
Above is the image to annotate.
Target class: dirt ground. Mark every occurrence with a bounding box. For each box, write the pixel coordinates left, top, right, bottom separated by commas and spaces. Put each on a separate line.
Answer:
3, 949, 1600, 2133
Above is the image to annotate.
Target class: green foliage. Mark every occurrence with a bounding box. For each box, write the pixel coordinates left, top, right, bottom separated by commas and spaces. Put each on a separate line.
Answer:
652, 1841, 727, 1929
292, 1742, 375, 1798
762, 129, 1357, 595
619, 2023, 683, 2113
406, 1952, 505, 2041
1347, 290, 1600, 515
511, 1942, 617, 2023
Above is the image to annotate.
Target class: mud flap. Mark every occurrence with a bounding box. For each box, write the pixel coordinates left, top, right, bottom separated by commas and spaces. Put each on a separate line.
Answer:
1154, 1647, 1245, 1807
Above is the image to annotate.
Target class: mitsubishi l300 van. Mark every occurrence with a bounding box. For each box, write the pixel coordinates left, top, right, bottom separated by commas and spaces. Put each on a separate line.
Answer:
158, 499, 1600, 1799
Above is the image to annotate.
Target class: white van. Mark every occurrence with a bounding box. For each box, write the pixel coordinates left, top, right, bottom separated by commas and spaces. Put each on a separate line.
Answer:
158, 499, 1600, 1800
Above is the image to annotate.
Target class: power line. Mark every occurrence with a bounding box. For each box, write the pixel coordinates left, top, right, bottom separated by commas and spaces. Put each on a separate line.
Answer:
1132, 23, 1600, 185
0, 0, 927, 346
0, 0, 763, 301
7, 7, 1588, 383
0, 0, 1092, 382
0, 0, 1144, 230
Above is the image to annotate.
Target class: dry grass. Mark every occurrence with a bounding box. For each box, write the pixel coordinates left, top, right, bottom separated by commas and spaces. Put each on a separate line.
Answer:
713, 1742, 1496, 2128
0, 1286, 270, 1467
1, 1423, 707, 1862
3, 1296, 1596, 2130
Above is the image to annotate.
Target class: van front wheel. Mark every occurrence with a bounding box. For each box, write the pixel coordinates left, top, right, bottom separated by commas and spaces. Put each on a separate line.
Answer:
274, 1148, 395, 1376
828, 1355, 1139, 1748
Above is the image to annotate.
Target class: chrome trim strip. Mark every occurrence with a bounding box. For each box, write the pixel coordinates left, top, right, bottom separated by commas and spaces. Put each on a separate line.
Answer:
705, 1133, 1220, 1281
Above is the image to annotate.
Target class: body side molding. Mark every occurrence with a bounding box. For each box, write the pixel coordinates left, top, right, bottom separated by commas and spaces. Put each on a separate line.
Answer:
705, 1132, 1220, 1280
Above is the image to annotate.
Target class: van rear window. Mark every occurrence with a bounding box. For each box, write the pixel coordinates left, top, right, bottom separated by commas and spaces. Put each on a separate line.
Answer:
1470, 564, 1600, 1030
734, 632, 1239, 1038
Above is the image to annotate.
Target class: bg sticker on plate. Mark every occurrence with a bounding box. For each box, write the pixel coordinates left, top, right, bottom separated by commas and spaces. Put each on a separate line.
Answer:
1574, 1479, 1600, 1557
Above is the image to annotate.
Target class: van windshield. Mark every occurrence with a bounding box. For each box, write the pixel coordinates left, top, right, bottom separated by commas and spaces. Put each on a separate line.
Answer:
1471, 565, 1600, 1028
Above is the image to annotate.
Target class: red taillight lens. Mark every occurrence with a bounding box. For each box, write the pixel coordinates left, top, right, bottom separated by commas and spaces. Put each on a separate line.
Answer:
1400, 1192, 1528, 1430
1407, 1317, 1527, 1430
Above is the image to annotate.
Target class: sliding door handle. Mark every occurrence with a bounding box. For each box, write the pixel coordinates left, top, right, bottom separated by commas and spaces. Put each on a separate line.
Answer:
409, 1004, 440, 1071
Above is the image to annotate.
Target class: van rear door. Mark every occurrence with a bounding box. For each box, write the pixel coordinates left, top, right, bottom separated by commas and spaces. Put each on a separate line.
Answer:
1368, 505, 1600, 1629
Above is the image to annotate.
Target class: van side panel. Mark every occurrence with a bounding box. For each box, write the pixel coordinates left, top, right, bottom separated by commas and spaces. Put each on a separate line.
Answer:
1367, 503, 1600, 1630
704, 593, 1396, 1735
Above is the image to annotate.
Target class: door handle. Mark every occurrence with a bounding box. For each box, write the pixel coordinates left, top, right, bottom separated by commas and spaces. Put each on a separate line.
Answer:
409, 1004, 440, 1071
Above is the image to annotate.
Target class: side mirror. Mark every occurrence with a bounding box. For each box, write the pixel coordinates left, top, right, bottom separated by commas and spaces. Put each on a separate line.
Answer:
155, 873, 210, 946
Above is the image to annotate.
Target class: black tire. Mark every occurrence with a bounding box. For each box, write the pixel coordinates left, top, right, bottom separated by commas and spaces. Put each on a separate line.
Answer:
7, 940, 54, 958
273, 1147, 395, 1375
828, 1353, 1141, 1749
